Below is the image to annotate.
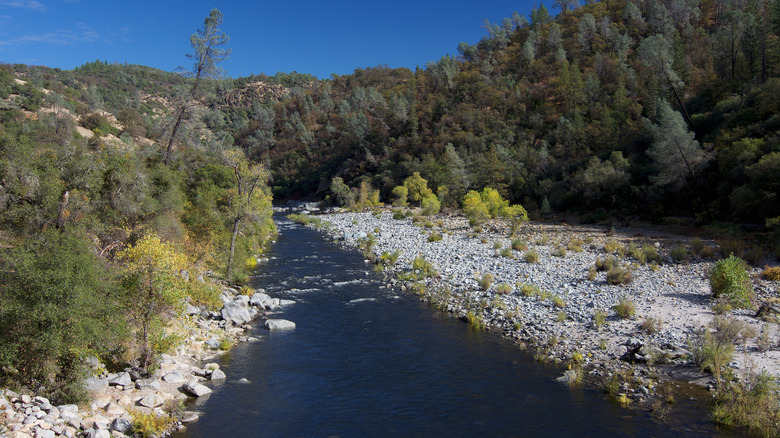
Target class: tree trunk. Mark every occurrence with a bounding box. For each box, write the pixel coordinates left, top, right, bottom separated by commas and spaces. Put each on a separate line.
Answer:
667, 76, 693, 127
226, 216, 241, 279
164, 105, 187, 166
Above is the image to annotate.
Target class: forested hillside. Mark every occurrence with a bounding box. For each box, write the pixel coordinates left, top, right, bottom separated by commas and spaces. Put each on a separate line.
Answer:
2, 0, 780, 402
233, 0, 779, 228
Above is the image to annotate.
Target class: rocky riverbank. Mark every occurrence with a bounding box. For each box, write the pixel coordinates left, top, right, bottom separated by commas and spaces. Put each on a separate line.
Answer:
310, 209, 780, 401
0, 283, 297, 438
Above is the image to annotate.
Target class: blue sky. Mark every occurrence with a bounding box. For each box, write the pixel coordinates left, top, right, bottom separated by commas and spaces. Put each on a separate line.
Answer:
0, 0, 555, 79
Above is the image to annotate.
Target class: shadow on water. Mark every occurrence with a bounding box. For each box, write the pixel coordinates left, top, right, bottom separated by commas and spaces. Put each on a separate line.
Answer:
175, 216, 731, 438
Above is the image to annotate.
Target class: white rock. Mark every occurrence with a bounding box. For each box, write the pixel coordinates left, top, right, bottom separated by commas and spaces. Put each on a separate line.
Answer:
210, 369, 226, 380
264, 319, 296, 331
183, 382, 212, 397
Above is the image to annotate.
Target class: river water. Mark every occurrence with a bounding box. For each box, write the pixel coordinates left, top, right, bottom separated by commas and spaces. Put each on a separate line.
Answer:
177, 217, 727, 437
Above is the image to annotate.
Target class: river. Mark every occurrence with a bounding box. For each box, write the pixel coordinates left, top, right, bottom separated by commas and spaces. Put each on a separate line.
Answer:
176, 216, 727, 437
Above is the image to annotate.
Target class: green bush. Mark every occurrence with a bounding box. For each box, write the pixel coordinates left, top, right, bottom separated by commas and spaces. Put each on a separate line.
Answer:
607, 266, 633, 285
0, 230, 121, 403
710, 256, 754, 308
612, 298, 635, 318
496, 283, 512, 294
421, 193, 441, 216
428, 231, 443, 242
512, 238, 529, 251
412, 255, 437, 278
524, 250, 540, 263
478, 273, 494, 291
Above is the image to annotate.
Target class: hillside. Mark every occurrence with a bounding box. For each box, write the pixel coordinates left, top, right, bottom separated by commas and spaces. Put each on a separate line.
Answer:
1, 0, 780, 411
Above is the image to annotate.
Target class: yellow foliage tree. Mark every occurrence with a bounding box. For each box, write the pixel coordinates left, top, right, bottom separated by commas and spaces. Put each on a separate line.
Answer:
118, 234, 187, 368
403, 172, 433, 206
220, 146, 274, 280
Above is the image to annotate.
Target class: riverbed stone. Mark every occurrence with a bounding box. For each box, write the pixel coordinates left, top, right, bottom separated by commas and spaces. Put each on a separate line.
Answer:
221, 300, 252, 325
210, 369, 226, 380
183, 382, 212, 398
264, 319, 296, 331
250, 292, 271, 307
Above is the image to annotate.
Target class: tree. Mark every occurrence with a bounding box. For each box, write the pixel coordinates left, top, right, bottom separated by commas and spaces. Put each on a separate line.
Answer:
637, 35, 692, 125
644, 99, 706, 188
0, 230, 120, 402
165, 9, 230, 165
219, 146, 272, 280
403, 172, 433, 206
118, 234, 186, 369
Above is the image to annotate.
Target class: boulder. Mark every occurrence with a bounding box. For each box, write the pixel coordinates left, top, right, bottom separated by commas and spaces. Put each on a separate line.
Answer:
109, 417, 132, 434
279, 299, 297, 306
204, 338, 221, 349
138, 393, 162, 408
556, 370, 580, 385
185, 303, 201, 315
183, 382, 212, 398
250, 292, 272, 307
135, 379, 160, 391
84, 378, 108, 393
221, 300, 252, 325
209, 369, 226, 380
162, 372, 185, 383
108, 372, 132, 387
264, 319, 296, 331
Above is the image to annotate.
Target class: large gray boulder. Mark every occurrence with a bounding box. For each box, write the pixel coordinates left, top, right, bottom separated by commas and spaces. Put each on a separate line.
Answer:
264, 319, 296, 331
221, 300, 252, 325
109, 417, 132, 434
250, 292, 272, 307
210, 369, 226, 380
108, 372, 132, 387
183, 382, 212, 398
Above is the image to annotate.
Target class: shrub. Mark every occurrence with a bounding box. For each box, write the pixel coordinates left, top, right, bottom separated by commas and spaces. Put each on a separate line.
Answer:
626, 242, 645, 264
595, 256, 619, 271
552, 246, 567, 257
712, 372, 780, 436
392, 211, 406, 220
711, 298, 733, 315
743, 247, 766, 266
391, 185, 408, 207
421, 193, 441, 216
642, 244, 661, 263
466, 311, 486, 331
499, 247, 513, 258
567, 238, 584, 253
586, 266, 597, 281
690, 238, 715, 258
478, 273, 494, 291
762, 266, 780, 281
380, 250, 400, 266
131, 409, 176, 438
496, 283, 512, 294
556, 311, 568, 322
593, 309, 607, 328
612, 298, 635, 318
520, 283, 540, 297
412, 255, 437, 278
718, 239, 744, 258
524, 250, 540, 263
607, 266, 633, 285
552, 296, 566, 308
512, 238, 529, 251
640, 317, 663, 334
710, 256, 753, 308
428, 232, 443, 242
670, 245, 689, 262
604, 239, 620, 253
